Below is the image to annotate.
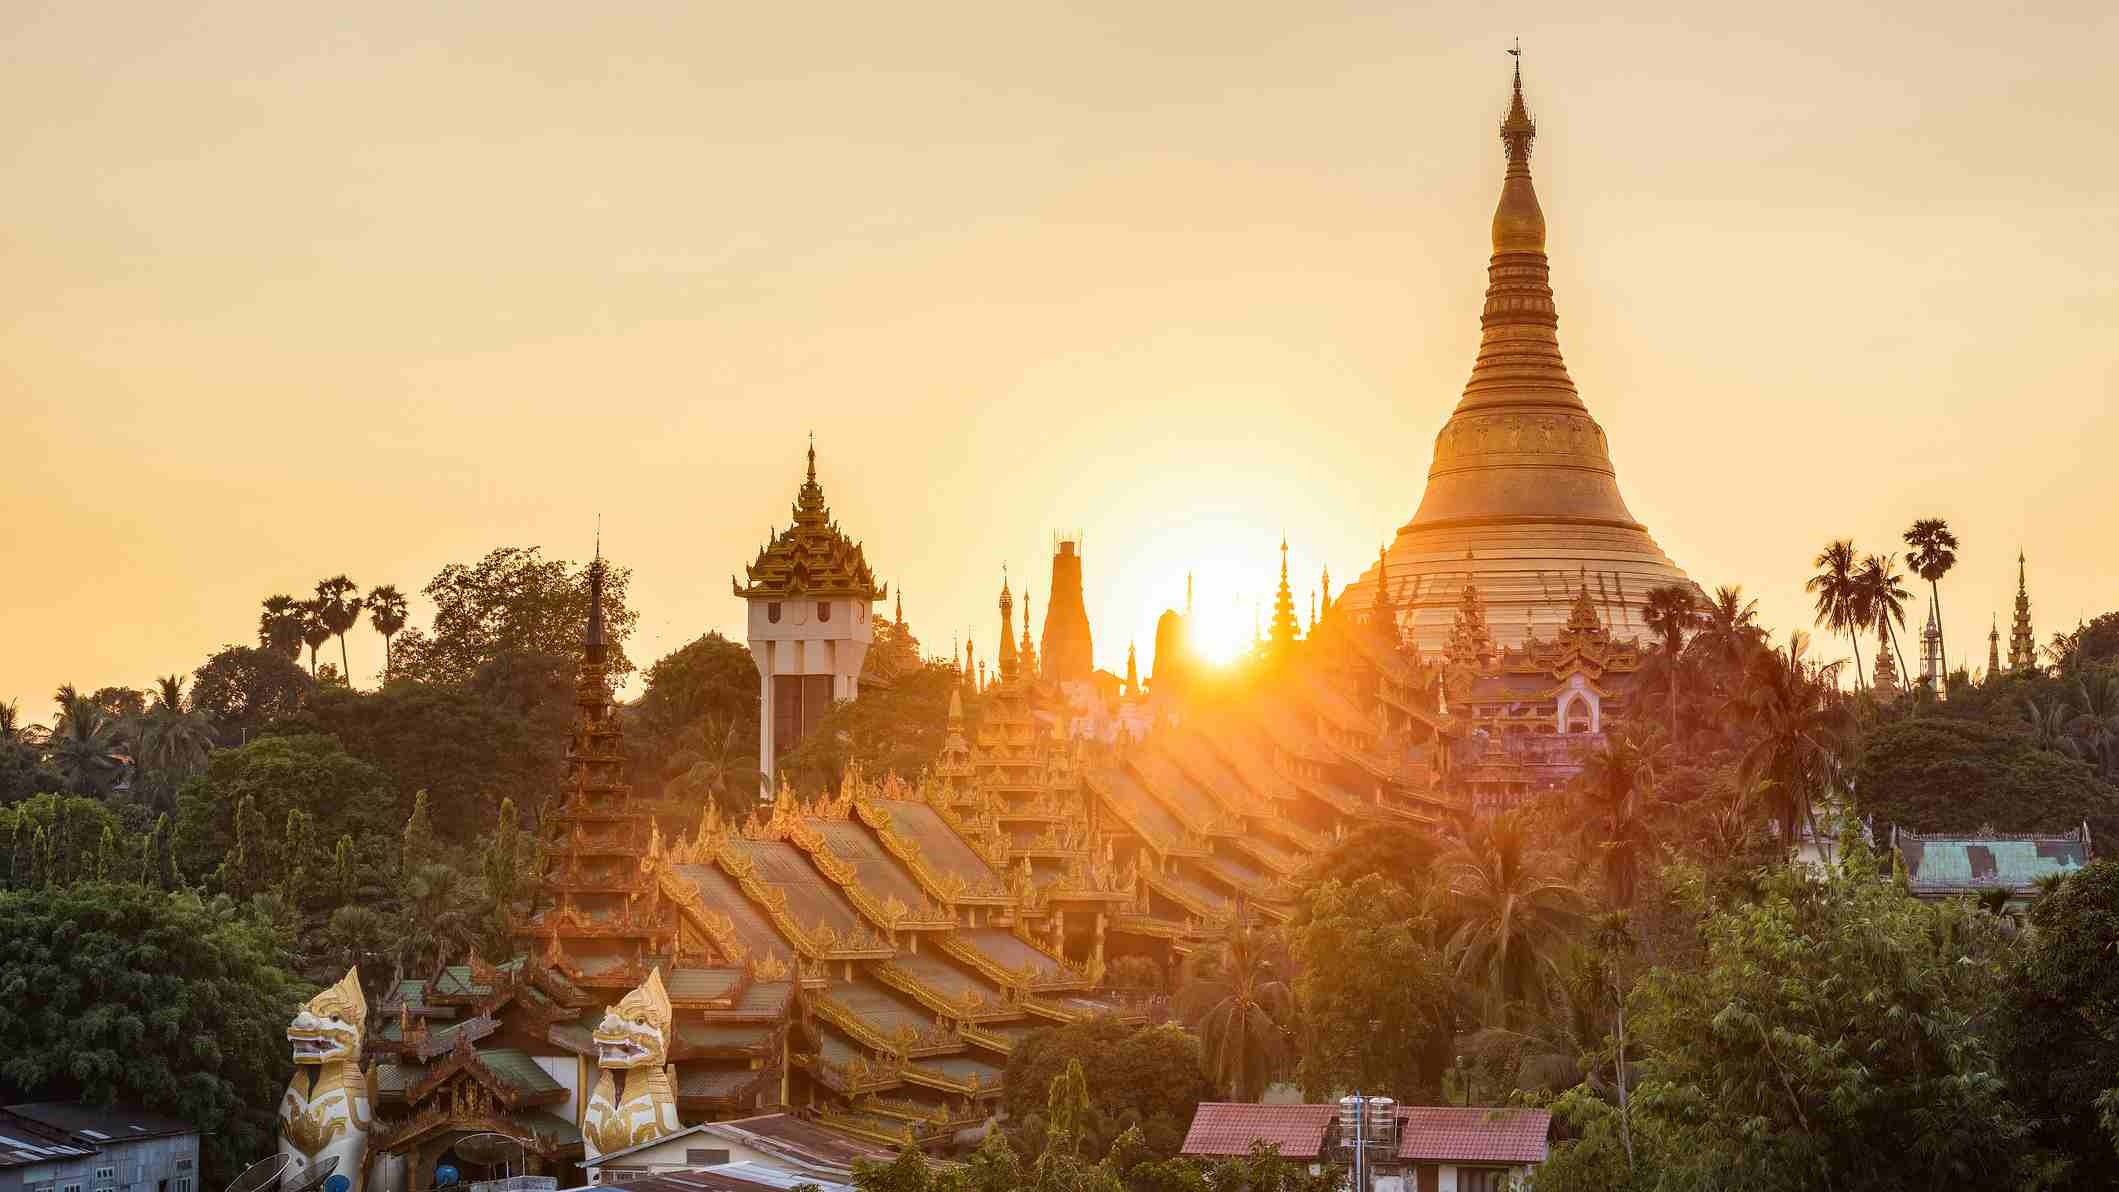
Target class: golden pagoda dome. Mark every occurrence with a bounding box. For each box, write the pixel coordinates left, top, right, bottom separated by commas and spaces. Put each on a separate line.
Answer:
1343, 51, 1696, 653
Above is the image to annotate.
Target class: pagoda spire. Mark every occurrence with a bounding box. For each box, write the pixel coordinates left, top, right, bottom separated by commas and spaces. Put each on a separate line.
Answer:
1124, 642, 1139, 698
1020, 587, 1038, 677
1989, 617, 2002, 679
1269, 538, 1300, 650
997, 571, 1018, 681
1875, 617, 1901, 696
2009, 551, 2037, 671
1319, 565, 1333, 617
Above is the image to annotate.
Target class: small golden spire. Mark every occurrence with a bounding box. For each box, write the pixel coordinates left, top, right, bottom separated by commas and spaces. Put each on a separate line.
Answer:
1493, 42, 1546, 254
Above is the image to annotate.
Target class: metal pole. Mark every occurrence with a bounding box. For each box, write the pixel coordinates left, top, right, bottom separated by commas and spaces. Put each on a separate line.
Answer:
1354, 1089, 1364, 1192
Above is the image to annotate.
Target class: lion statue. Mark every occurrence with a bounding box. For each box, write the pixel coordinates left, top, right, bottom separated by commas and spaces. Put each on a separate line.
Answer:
582, 967, 683, 1160
278, 967, 374, 1192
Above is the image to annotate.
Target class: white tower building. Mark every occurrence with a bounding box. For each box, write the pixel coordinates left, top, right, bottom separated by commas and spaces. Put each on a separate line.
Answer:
732, 441, 887, 798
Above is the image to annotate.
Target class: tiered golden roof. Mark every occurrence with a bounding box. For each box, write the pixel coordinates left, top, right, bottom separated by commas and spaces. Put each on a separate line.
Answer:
732, 442, 888, 601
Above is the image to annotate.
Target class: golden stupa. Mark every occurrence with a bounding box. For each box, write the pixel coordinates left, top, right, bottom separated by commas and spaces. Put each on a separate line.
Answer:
1346, 59, 1695, 654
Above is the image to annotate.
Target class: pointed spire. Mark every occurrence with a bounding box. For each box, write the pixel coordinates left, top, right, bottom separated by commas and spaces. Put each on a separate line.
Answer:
895, 589, 905, 628
1269, 538, 1300, 650
1875, 616, 1901, 696
1124, 641, 1139, 699
2009, 550, 2037, 671
1989, 616, 2002, 679
583, 538, 608, 654
1020, 587, 1037, 678
1320, 565, 1333, 617
1185, 571, 1193, 616
997, 570, 1018, 681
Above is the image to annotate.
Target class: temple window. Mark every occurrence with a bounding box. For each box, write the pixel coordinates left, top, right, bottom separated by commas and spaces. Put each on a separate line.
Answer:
818, 601, 832, 621
767, 602, 782, 623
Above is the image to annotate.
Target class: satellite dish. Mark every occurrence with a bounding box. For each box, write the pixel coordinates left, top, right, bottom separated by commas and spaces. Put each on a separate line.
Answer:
280, 1156, 340, 1192
223, 1153, 289, 1192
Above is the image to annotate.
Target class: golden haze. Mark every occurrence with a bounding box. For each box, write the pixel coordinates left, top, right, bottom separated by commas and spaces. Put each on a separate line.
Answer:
2, 1, 2115, 711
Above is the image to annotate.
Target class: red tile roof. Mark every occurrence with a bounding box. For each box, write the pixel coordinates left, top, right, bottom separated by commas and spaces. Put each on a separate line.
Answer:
1395, 1107, 1551, 1164
1180, 1103, 1338, 1159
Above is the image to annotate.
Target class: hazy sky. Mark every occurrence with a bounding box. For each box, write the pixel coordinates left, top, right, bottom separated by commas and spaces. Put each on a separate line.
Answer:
4, 1, 2114, 715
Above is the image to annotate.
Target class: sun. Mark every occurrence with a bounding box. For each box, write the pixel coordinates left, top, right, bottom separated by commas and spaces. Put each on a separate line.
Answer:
1106, 515, 1291, 673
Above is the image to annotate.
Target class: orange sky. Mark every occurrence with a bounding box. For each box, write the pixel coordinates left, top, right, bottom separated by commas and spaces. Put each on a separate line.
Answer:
3, 2, 2115, 716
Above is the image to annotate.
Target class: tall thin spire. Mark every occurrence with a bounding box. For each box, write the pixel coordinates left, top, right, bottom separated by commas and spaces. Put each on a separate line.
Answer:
997, 571, 1018, 681
1185, 571, 1193, 616
1989, 616, 2002, 679
2009, 551, 2038, 672
1124, 641, 1139, 698
1269, 537, 1300, 650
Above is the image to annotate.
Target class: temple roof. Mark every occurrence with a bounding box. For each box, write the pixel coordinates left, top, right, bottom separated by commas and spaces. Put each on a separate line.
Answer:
732, 442, 887, 602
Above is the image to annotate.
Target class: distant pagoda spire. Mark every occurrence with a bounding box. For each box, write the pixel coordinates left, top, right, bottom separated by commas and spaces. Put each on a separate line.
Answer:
997, 571, 1018, 682
1040, 536, 1095, 683
1319, 565, 1333, 618
1919, 600, 1946, 697
1988, 617, 2002, 679
1269, 538, 1301, 650
1875, 617, 1901, 696
2009, 551, 2037, 671
1123, 642, 1139, 698
1309, 589, 1317, 633
1020, 586, 1038, 678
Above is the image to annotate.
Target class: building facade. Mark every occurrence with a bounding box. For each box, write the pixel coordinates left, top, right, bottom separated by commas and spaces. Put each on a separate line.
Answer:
733, 443, 888, 794
0, 1105, 198, 1192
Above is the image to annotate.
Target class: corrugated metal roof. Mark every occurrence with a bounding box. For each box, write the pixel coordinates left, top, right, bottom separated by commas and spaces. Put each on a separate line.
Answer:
4, 1103, 195, 1146
480, 1049, 562, 1096
1179, 1103, 1336, 1158
1395, 1107, 1550, 1164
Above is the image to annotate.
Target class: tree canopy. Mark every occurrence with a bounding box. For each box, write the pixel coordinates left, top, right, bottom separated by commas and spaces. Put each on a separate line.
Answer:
0, 881, 307, 1188
172, 733, 398, 894
391, 546, 638, 687
1003, 1017, 1215, 1161
1849, 715, 2119, 841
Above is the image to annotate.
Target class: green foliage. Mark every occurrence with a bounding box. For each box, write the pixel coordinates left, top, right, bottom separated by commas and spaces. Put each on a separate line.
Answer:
1292, 875, 1452, 1101
1175, 914, 1294, 1102
172, 734, 398, 901
274, 682, 556, 846
1610, 838, 2029, 1189
191, 646, 314, 745
1004, 1017, 1214, 1162
391, 546, 639, 687
1849, 715, 2119, 841
0, 794, 130, 889
1301, 827, 1441, 891
636, 631, 760, 745
1997, 860, 2119, 1187
0, 881, 308, 1188
778, 661, 961, 795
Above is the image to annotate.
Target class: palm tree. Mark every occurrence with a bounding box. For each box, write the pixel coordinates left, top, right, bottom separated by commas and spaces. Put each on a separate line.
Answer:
366, 584, 409, 682
2067, 674, 2119, 778
668, 715, 766, 818
140, 675, 215, 804
2020, 697, 2078, 757
1574, 733, 1660, 909
1737, 632, 1853, 848
1641, 585, 1700, 742
1904, 518, 1959, 675
1855, 553, 1913, 683
258, 594, 307, 660
299, 599, 333, 677
1442, 809, 1583, 1028
1174, 909, 1293, 1100
1806, 540, 1868, 690
313, 576, 365, 686
1692, 585, 1766, 695
47, 684, 122, 796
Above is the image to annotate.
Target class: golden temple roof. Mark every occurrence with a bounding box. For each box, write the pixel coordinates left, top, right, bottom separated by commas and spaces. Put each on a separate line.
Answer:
733, 441, 888, 602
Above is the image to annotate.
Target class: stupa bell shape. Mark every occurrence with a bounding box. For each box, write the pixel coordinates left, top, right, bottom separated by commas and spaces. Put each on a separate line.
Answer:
1350, 60, 1694, 652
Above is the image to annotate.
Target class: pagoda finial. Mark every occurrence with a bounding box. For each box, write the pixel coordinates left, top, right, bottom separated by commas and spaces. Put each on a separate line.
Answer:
1493, 43, 1545, 254
806, 430, 816, 482
583, 536, 608, 653
997, 571, 1018, 681
1269, 538, 1300, 650
895, 589, 905, 628
1124, 640, 1139, 697
1185, 571, 1193, 616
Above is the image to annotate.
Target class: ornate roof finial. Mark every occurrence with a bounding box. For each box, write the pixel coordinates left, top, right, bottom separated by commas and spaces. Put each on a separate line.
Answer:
1493, 43, 1545, 255
806, 430, 816, 483
584, 534, 608, 652
2009, 549, 2038, 671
